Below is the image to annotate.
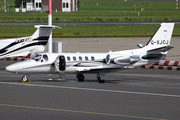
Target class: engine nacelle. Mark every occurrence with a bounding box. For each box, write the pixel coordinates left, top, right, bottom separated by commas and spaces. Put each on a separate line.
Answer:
114, 56, 138, 65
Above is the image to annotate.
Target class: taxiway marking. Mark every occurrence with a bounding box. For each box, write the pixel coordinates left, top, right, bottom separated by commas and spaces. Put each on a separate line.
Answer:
0, 103, 167, 120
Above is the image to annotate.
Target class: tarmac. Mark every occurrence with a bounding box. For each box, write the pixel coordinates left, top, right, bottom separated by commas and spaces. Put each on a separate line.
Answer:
0, 37, 180, 120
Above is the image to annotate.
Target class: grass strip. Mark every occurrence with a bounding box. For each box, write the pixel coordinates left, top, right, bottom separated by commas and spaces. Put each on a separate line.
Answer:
0, 25, 180, 38
0, 1, 180, 22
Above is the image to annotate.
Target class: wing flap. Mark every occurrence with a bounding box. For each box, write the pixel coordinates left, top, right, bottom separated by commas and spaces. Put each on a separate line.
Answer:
76, 67, 122, 73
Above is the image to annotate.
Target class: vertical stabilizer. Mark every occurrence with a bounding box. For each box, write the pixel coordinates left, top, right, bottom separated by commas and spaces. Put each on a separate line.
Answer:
146, 23, 174, 48
144, 23, 175, 61
0, 25, 60, 59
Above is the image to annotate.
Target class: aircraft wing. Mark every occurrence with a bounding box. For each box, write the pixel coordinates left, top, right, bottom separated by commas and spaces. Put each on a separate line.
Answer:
76, 67, 124, 73
5, 51, 30, 58
147, 45, 174, 53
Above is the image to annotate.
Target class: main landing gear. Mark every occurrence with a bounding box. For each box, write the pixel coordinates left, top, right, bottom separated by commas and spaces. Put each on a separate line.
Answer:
96, 75, 105, 83
76, 74, 85, 82
76, 73, 105, 83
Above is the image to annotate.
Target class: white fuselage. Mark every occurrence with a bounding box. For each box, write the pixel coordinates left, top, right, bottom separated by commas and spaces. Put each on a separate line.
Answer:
5, 47, 161, 75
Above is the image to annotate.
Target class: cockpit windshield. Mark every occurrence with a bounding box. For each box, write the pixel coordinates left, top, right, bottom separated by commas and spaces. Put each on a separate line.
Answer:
33, 54, 42, 62
43, 54, 48, 61
32, 54, 49, 62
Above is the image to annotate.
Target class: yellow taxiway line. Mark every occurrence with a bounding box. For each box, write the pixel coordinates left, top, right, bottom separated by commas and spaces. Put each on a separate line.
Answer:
0, 103, 167, 120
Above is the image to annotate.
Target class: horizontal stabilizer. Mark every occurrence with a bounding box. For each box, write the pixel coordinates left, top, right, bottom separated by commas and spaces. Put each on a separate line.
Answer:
147, 45, 174, 53
34, 25, 61, 29
32, 25, 61, 38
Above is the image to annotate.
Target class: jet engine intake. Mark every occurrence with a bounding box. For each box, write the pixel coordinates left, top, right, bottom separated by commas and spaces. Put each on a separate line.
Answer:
105, 54, 110, 64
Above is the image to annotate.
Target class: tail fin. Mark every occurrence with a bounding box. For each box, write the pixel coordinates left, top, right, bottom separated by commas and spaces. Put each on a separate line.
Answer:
146, 23, 175, 50
143, 23, 175, 61
29, 25, 61, 53
0, 25, 60, 59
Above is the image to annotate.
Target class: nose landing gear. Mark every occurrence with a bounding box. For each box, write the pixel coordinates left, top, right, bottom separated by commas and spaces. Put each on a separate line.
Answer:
19, 75, 31, 82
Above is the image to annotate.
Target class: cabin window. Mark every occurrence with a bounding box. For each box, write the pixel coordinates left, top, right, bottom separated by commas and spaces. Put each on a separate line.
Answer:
67, 56, 70, 61
73, 56, 76, 61
79, 56, 82, 61
85, 56, 88, 61
91, 56, 95, 61
43, 54, 48, 62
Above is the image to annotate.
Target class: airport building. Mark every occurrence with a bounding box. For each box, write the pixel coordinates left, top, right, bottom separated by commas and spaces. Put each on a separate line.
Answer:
19, 0, 79, 12
21, 0, 42, 12
42, 0, 79, 12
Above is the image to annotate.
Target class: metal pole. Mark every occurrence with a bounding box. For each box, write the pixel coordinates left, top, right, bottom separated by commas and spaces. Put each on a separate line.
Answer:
4, 0, 6, 12
48, 0, 52, 53
176, 0, 178, 10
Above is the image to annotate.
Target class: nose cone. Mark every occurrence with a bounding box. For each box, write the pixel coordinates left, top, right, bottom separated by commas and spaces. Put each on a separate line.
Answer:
6, 60, 35, 74
6, 61, 24, 73
6, 64, 17, 73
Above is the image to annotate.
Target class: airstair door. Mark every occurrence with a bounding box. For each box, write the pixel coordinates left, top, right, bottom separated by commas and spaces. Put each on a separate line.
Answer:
59, 55, 66, 71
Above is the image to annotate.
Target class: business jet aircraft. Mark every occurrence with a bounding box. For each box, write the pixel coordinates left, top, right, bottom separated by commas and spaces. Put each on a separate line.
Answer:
0, 25, 59, 59
6, 23, 174, 83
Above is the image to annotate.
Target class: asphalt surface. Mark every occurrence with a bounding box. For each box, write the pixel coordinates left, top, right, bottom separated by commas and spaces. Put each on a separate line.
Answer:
0, 22, 180, 26
0, 37, 180, 120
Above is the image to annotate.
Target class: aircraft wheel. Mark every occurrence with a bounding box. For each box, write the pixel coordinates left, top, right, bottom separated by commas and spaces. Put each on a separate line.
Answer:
21, 76, 28, 82
77, 74, 85, 82
97, 75, 105, 83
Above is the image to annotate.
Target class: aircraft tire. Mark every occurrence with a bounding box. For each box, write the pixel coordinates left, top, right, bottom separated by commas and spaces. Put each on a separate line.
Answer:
97, 76, 105, 83
22, 76, 28, 82
77, 74, 85, 82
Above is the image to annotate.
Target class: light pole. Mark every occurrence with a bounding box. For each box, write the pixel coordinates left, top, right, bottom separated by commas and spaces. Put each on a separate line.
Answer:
48, 0, 52, 53
176, 0, 178, 10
